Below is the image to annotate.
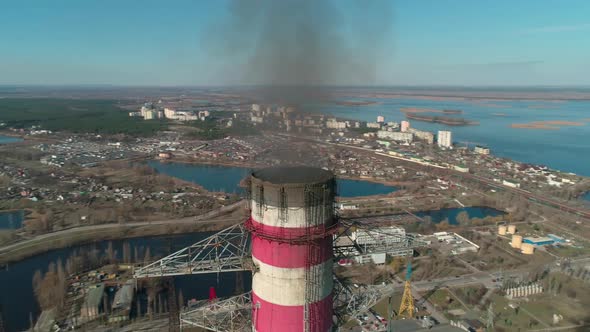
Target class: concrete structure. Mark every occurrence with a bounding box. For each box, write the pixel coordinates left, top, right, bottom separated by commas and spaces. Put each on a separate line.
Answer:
247, 167, 335, 332
521, 243, 535, 254
453, 165, 469, 173
326, 119, 347, 130
354, 253, 386, 265
474, 146, 490, 155
80, 283, 105, 320
376, 115, 385, 123
377, 131, 413, 143
523, 236, 554, 246
408, 128, 434, 144
143, 110, 156, 120
502, 180, 521, 188
498, 225, 507, 235
511, 235, 523, 249
109, 281, 134, 323
437, 131, 452, 148
366, 122, 381, 129
400, 120, 410, 132
507, 225, 516, 234
505, 283, 543, 298
164, 107, 176, 119
547, 234, 565, 243
33, 308, 57, 332
352, 226, 406, 246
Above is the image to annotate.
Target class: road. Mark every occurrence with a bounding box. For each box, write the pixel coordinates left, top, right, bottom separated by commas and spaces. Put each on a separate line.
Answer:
0, 200, 246, 262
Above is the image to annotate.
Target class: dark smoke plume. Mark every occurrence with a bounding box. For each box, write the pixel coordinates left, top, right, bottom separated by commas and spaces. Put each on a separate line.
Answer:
203, 0, 394, 105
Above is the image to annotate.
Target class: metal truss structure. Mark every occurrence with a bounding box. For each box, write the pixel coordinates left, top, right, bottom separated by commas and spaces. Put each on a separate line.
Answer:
332, 278, 381, 327
180, 292, 253, 332
333, 220, 429, 260
134, 224, 251, 278
178, 278, 382, 332
135, 219, 428, 279
134, 215, 428, 331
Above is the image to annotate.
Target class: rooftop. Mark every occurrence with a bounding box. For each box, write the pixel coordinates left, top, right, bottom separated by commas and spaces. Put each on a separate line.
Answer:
252, 166, 334, 184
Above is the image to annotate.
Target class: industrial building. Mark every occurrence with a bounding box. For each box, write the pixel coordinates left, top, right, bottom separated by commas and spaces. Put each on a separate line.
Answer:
430, 232, 480, 255
437, 130, 452, 148
109, 281, 134, 323
80, 283, 105, 321
547, 234, 565, 243
523, 236, 555, 246
134, 166, 429, 332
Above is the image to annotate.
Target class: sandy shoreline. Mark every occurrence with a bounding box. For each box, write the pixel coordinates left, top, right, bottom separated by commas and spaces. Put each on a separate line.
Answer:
510, 120, 586, 130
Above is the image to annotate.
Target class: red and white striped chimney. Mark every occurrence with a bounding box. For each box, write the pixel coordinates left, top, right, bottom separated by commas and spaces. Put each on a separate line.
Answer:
247, 167, 336, 332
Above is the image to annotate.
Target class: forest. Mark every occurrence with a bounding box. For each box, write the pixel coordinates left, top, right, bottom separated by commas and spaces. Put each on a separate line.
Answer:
0, 98, 165, 136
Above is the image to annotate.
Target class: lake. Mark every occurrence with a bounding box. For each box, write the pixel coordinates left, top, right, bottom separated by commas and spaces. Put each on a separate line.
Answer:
0, 233, 251, 332
147, 161, 398, 197
0, 210, 24, 229
311, 98, 590, 176
0, 135, 22, 144
414, 206, 504, 224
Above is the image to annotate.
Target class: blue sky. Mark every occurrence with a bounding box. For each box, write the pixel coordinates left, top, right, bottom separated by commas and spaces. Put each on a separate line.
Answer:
1, 0, 589, 86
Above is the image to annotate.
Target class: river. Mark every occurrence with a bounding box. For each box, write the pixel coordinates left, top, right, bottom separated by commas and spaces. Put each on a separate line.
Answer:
147, 161, 398, 197
0, 210, 24, 229
0, 233, 251, 332
310, 98, 590, 176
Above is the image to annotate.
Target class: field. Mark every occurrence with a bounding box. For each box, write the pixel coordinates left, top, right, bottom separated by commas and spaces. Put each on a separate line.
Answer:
0, 98, 165, 135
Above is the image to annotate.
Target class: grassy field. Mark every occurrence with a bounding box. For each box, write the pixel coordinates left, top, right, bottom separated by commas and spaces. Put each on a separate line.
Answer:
0, 98, 165, 135
489, 272, 590, 331
426, 288, 465, 317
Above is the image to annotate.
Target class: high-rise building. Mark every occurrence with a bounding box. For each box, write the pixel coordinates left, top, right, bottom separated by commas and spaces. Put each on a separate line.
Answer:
437, 130, 452, 148
377, 115, 385, 123
164, 108, 176, 119
401, 121, 410, 132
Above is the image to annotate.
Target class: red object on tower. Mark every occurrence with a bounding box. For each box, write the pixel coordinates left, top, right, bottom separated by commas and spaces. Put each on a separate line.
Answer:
209, 286, 217, 302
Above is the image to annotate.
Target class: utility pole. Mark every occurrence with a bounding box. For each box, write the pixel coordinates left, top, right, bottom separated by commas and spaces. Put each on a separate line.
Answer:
387, 296, 394, 332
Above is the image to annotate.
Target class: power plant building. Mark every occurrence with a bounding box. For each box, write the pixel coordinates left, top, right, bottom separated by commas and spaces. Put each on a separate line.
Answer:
523, 236, 555, 246
246, 167, 336, 332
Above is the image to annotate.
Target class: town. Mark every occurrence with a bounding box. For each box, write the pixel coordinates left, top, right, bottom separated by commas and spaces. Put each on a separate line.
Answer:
1, 93, 590, 332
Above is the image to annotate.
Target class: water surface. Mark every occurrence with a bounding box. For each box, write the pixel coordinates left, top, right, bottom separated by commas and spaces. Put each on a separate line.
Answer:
414, 206, 504, 225
0, 135, 22, 144
0, 210, 24, 229
0, 232, 250, 332
312, 98, 590, 176
148, 161, 398, 197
